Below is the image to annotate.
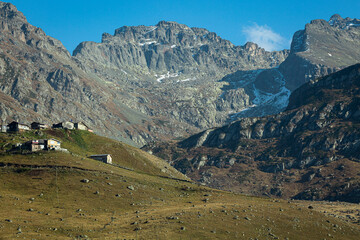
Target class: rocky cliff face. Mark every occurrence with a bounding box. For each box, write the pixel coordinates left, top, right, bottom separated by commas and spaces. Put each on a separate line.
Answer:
281, 14, 360, 90
72, 21, 289, 134
74, 21, 287, 76
144, 64, 360, 202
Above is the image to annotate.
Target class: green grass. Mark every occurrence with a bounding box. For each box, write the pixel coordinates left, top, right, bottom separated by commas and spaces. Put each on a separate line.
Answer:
1, 129, 185, 178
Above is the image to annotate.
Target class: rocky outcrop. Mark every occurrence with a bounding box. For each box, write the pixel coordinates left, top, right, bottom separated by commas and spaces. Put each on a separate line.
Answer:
280, 14, 360, 90
144, 64, 360, 202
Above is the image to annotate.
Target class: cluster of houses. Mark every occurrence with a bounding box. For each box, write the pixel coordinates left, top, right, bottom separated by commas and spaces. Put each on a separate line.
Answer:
10, 138, 113, 164
1, 120, 92, 153
1, 121, 93, 133
11, 138, 65, 153
1, 120, 113, 165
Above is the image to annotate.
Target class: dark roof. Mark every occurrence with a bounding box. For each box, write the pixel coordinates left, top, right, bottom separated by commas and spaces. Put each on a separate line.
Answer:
31, 122, 47, 125
8, 121, 29, 127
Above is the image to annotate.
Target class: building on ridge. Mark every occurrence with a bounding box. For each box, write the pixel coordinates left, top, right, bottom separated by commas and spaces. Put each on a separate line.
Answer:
89, 154, 112, 164
74, 122, 89, 131
52, 121, 74, 130
7, 121, 30, 132
31, 122, 50, 130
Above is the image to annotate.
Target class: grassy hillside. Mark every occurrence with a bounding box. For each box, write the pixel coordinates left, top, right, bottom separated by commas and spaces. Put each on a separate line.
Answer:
0, 130, 360, 239
0, 129, 185, 179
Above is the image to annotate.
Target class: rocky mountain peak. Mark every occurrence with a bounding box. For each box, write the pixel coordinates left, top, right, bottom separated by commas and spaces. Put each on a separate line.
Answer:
329, 14, 343, 22
328, 14, 360, 29
156, 20, 189, 29
0, 1, 27, 33
74, 20, 287, 76
243, 42, 259, 51
0, 2, 25, 21
0, 1, 69, 58
278, 14, 360, 91
108, 20, 224, 48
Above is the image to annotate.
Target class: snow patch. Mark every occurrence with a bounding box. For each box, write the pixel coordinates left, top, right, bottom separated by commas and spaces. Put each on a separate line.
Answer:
328, 53, 332, 57
344, 23, 360, 29
156, 72, 179, 83
171, 45, 177, 48
177, 77, 196, 83
121, 69, 128, 75
139, 40, 157, 46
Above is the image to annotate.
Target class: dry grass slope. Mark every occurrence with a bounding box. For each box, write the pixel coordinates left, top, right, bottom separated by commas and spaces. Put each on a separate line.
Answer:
0, 130, 359, 239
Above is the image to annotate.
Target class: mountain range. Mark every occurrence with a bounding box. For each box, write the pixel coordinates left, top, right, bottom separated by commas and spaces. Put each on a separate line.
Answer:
1, 2, 360, 237
1, 1, 359, 148
1, 1, 360, 201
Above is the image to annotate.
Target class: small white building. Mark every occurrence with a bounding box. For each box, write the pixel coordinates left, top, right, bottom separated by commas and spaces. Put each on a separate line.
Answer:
89, 154, 112, 164
1, 125, 7, 133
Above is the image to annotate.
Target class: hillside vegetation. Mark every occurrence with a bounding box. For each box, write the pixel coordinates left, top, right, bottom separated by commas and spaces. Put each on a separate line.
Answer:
0, 130, 360, 239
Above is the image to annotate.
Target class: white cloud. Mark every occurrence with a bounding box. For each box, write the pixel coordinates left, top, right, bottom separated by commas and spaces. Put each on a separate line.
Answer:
243, 24, 288, 51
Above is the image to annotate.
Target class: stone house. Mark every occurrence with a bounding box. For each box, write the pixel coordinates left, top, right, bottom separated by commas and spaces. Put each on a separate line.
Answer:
31, 122, 49, 130
24, 139, 46, 152
7, 121, 30, 132
89, 154, 112, 164
47, 139, 61, 150
52, 121, 74, 130
9, 138, 64, 153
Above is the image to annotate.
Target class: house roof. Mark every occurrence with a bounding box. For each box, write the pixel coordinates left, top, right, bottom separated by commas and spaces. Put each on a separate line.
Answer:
48, 138, 61, 143
8, 121, 29, 127
90, 154, 112, 157
54, 122, 74, 125
31, 122, 47, 125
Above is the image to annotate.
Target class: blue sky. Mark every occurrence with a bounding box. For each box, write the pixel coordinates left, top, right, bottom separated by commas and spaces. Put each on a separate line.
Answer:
7, 0, 360, 53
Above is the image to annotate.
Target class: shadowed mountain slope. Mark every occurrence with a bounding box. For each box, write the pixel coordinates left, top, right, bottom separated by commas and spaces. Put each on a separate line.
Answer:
144, 64, 360, 202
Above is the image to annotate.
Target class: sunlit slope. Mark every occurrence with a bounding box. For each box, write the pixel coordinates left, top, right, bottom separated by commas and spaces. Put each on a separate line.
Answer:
0, 130, 359, 239
0, 129, 185, 179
